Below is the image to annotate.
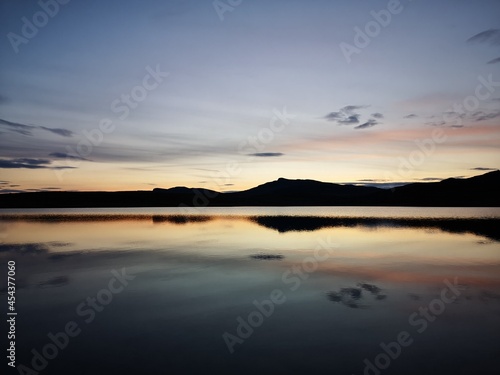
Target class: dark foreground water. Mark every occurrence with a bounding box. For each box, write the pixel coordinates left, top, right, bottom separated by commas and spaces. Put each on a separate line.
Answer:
1, 207, 500, 375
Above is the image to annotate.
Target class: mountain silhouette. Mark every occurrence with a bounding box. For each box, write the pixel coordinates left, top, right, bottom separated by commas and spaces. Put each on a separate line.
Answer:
0, 170, 498, 208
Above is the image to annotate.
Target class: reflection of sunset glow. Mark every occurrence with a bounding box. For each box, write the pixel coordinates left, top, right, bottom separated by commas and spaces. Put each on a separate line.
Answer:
2, 214, 499, 290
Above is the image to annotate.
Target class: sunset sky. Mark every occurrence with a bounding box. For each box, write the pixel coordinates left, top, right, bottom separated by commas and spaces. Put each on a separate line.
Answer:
0, 0, 499, 193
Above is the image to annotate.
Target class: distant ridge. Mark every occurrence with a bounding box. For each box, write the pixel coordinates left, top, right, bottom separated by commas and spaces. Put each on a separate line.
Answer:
0, 171, 499, 208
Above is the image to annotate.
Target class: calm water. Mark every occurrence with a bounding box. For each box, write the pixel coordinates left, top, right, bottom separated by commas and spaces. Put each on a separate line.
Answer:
1, 207, 499, 375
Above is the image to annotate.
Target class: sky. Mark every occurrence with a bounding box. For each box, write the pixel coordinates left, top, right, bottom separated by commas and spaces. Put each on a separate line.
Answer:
0, 0, 499, 193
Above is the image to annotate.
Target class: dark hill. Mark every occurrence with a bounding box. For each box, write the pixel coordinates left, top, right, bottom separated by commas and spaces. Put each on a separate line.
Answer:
0, 171, 498, 208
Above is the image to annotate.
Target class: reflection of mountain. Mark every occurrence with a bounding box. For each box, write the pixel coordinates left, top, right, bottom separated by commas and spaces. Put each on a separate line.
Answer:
0, 170, 498, 208
250, 216, 500, 242
152, 215, 213, 224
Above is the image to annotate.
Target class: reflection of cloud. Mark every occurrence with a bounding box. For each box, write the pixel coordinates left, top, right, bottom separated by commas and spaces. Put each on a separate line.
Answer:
152, 215, 213, 224
250, 253, 284, 260
327, 287, 363, 308
0, 243, 49, 254
408, 293, 421, 301
38, 276, 69, 288
479, 290, 500, 302
327, 283, 386, 308
358, 283, 381, 295
49, 253, 80, 261
249, 152, 284, 157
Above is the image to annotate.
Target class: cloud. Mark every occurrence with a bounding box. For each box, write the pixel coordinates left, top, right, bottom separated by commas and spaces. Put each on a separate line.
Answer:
0, 118, 73, 138
325, 112, 343, 121
249, 152, 284, 157
338, 115, 360, 124
467, 29, 500, 46
470, 111, 500, 122
324, 105, 371, 127
371, 113, 384, 119
0, 118, 35, 136
419, 177, 442, 181
341, 105, 368, 113
0, 158, 75, 170
0, 189, 26, 194
487, 57, 500, 64
49, 152, 89, 161
422, 109, 500, 127
40, 126, 74, 137
404, 114, 418, 119
470, 167, 498, 171
426, 120, 446, 126
354, 119, 378, 130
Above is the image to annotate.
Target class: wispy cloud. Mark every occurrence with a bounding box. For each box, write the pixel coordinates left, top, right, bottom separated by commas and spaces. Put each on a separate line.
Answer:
338, 115, 360, 125
40, 126, 74, 137
467, 29, 500, 46
354, 119, 378, 130
324, 105, 378, 129
0, 118, 73, 138
419, 177, 442, 181
49, 152, 89, 161
249, 152, 284, 157
470, 167, 498, 171
0, 118, 35, 136
404, 114, 418, 119
342, 105, 368, 113
325, 112, 343, 121
0, 158, 76, 170
487, 57, 500, 64
470, 111, 500, 122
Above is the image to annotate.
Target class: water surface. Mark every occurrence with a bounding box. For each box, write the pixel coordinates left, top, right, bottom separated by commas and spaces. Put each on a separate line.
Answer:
1, 207, 499, 374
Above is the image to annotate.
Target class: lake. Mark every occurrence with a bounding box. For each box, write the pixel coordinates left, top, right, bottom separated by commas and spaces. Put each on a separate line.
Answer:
1, 207, 499, 375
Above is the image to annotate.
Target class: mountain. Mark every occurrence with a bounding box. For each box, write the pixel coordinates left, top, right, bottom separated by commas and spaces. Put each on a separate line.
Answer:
220, 177, 387, 206
0, 171, 498, 208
